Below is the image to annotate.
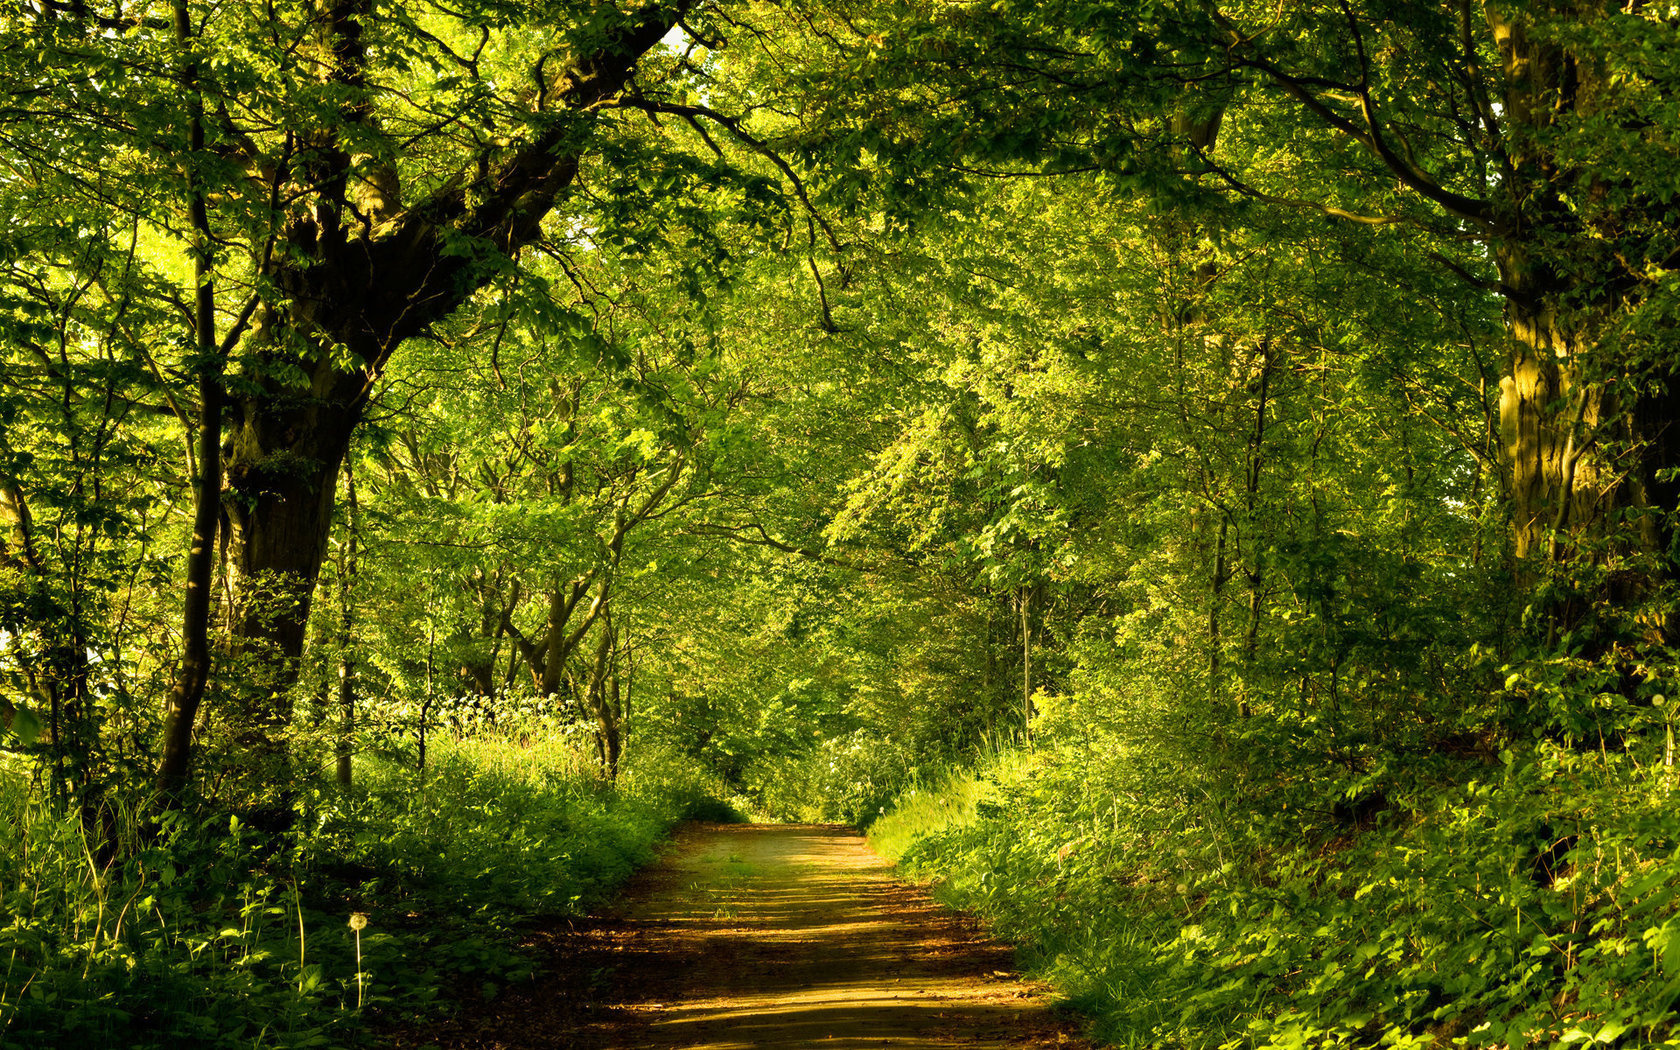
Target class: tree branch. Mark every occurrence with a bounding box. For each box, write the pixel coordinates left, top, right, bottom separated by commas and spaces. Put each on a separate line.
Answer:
1233, 54, 1496, 229
688, 522, 877, 574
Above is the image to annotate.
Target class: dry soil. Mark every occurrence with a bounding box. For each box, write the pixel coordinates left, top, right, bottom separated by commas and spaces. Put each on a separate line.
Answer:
399, 823, 1090, 1050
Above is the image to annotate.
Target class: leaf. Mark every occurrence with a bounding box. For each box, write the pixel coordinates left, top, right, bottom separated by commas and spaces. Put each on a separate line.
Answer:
9, 705, 41, 746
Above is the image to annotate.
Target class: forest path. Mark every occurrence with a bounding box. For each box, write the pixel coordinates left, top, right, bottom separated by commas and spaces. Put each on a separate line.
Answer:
404, 823, 1088, 1049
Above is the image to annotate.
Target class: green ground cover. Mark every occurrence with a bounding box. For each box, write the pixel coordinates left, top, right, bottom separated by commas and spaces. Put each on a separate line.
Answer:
0, 737, 722, 1050
873, 732, 1680, 1049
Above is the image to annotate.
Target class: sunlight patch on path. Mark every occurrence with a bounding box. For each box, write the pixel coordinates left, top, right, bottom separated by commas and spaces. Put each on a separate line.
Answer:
596, 824, 1082, 1050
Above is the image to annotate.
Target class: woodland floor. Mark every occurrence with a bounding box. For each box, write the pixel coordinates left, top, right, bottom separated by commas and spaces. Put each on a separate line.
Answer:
393, 823, 1090, 1049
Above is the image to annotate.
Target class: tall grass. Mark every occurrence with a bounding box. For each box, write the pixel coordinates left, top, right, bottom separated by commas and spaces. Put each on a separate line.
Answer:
0, 735, 706, 1049
867, 767, 983, 861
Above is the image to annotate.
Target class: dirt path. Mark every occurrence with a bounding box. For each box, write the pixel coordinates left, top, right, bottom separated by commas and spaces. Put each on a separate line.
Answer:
405, 824, 1089, 1049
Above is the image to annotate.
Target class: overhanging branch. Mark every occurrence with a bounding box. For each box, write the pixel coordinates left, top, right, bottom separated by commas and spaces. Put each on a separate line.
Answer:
688, 522, 878, 574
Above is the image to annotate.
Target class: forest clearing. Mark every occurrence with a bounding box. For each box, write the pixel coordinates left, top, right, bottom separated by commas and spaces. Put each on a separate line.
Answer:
3, 0, 1680, 1048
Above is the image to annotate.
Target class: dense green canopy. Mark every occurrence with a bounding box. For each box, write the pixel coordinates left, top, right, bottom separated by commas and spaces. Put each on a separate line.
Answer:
2, 0, 1678, 1047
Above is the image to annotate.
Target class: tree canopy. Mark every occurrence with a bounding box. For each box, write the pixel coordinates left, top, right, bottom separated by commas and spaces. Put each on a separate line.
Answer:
2, 0, 1679, 1047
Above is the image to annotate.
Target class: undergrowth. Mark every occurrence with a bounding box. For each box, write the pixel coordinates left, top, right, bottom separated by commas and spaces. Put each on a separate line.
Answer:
872, 722, 1680, 1049
745, 729, 922, 826
0, 736, 719, 1049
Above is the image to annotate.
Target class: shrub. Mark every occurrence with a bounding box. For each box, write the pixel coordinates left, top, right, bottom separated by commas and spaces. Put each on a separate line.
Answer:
0, 734, 684, 1050
871, 726, 1680, 1048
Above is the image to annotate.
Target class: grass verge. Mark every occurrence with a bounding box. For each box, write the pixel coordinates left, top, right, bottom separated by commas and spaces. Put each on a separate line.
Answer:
870, 732, 1680, 1049
0, 737, 720, 1049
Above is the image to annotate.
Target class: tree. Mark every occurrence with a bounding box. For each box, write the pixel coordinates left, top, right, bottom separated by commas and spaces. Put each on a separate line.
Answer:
805, 0, 1680, 648
0, 197, 175, 835
10, 0, 742, 793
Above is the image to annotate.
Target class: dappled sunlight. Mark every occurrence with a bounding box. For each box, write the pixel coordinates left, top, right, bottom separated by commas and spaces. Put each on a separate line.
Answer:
566, 824, 1081, 1049
12, 1, 1669, 1046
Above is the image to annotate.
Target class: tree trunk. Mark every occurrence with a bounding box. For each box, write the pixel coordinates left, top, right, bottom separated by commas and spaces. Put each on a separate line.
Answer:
460, 655, 496, 698
617, 622, 633, 763
1020, 584, 1033, 742
1488, 6, 1680, 645
156, 374, 223, 801
1238, 340, 1272, 719
334, 458, 359, 789
224, 395, 357, 664
1497, 279, 1596, 563
1497, 277, 1680, 643
459, 585, 501, 700
585, 612, 620, 779
155, 0, 224, 804
1209, 515, 1228, 707
539, 578, 584, 697
218, 392, 355, 793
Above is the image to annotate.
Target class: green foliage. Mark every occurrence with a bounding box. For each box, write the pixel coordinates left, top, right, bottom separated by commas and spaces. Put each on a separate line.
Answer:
2, 2, 1678, 1046
0, 735, 689, 1049
874, 724, 1680, 1049
867, 767, 983, 863
748, 729, 921, 827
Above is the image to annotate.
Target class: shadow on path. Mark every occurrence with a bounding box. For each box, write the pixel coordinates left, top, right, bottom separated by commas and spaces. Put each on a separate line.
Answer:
395, 824, 1088, 1049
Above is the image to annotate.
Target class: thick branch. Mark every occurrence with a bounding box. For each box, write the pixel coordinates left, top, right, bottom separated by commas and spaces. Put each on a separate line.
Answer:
1235, 55, 1496, 229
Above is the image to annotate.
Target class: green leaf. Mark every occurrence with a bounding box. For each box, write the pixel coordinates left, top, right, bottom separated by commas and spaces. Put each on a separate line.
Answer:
9, 705, 41, 746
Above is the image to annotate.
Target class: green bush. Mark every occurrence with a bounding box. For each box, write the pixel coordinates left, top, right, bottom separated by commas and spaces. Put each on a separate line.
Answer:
0, 735, 684, 1050
747, 730, 919, 826
618, 742, 751, 822
873, 729, 1680, 1049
